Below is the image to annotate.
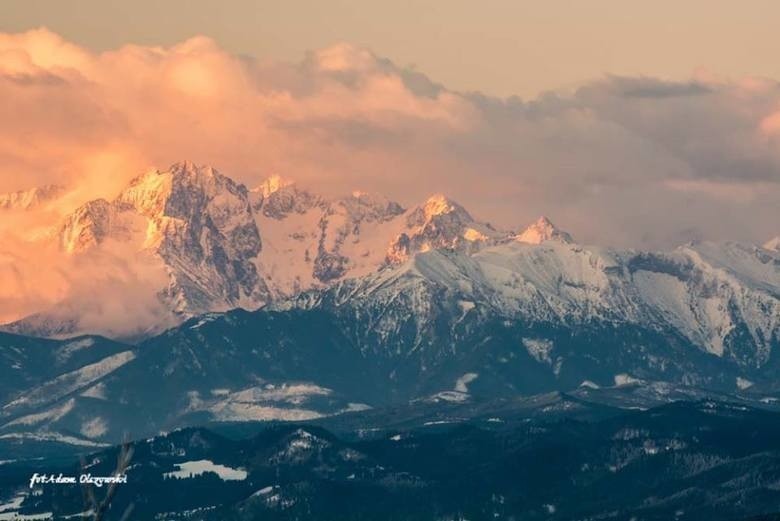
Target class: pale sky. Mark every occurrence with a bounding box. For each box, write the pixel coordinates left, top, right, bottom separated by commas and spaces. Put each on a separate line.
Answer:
2, 0, 780, 98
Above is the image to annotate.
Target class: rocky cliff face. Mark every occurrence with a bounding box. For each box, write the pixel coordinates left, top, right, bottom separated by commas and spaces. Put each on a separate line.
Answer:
252, 180, 512, 297
385, 194, 507, 264
59, 161, 268, 315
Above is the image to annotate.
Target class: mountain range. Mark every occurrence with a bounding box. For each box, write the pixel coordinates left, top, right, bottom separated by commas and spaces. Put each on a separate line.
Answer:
1, 162, 780, 519
2, 161, 538, 338
0, 162, 777, 451
3, 161, 779, 346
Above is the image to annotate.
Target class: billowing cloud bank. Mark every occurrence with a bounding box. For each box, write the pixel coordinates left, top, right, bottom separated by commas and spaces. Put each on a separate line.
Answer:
2, 28, 779, 246
0, 28, 779, 333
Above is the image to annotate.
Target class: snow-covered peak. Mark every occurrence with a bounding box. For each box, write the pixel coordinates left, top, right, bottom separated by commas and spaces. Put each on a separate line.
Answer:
57, 161, 266, 318
165, 161, 238, 201
514, 216, 573, 245
255, 179, 323, 219
420, 194, 470, 220
117, 161, 239, 218
764, 236, 780, 252
402, 194, 477, 234
254, 174, 295, 199
0, 184, 65, 210
116, 169, 173, 217
385, 195, 504, 265
337, 191, 405, 223
168, 160, 217, 180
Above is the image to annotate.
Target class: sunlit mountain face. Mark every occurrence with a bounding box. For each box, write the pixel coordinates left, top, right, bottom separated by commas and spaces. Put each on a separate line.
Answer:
1, 11, 780, 521
0, 161, 778, 519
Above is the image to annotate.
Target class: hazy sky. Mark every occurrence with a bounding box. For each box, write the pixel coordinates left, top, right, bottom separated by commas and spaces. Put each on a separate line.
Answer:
3, 0, 780, 98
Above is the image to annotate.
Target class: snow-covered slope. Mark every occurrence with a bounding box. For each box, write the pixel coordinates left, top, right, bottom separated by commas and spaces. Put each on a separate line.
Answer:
253, 182, 406, 295
282, 239, 780, 369
254, 186, 509, 297
512, 216, 573, 244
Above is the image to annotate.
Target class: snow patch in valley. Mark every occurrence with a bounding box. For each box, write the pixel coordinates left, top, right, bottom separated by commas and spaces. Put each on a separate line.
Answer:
0, 493, 24, 513
80, 382, 107, 400
56, 338, 95, 362
737, 377, 754, 390
457, 300, 475, 313
0, 431, 107, 448
3, 351, 135, 411
423, 419, 463, 426
341, 403, 372, 413
164, 460, 247, 481
522, 338, 554, 365
230, 383, 331, 405
209, 402, 324, 422
454, 373, 478, 393
253, 486, 276, 497
189, 314, 220, 330
614, 374, 643, 387
196, 382, 344, 422
180, 382, 368, 422
424, 391, 470, 403
0, 492, 52, 521
5, 399, 75, 427
80, 417, 108, 438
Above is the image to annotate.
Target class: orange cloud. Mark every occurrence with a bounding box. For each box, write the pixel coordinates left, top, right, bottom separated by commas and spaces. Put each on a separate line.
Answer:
0, 29, 483, 203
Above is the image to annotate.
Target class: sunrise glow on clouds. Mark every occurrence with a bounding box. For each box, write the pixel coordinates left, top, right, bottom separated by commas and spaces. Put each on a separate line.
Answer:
1, 27, 779, 244
1, 27, 780, 330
